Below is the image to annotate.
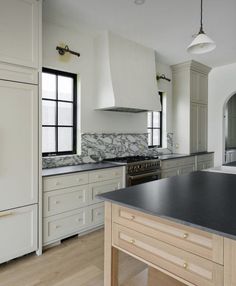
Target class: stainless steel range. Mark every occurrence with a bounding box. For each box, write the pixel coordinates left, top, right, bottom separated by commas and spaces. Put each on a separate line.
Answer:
105, 156, 161, 186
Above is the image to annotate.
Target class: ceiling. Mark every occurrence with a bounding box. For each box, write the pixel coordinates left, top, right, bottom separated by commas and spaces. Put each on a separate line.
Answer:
43, 0, 236, 67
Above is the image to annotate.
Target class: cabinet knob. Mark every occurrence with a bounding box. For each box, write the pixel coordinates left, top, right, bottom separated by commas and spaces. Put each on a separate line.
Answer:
55, 200, 60, 204
130, 215, 135, 221
55, 225, 60, 229
183, 233, 189, 239
78, 195, 83, 199
183, 262, 188, 269
130, 239, 135, 244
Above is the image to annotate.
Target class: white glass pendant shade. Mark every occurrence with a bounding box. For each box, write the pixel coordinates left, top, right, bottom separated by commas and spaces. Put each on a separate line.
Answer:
187, 32, 216, 54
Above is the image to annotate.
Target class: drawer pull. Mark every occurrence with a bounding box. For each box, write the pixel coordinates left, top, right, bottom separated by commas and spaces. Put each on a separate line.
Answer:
183, 262, 188, 269
130, 239, 135, 244
0, 211, 13, 218
55, 225, 61, 229
77, 218, 83, 222
55, 200, 60, 204
130, 215, 135, 221
76, 178, 83, 182
183, 233, 189, 239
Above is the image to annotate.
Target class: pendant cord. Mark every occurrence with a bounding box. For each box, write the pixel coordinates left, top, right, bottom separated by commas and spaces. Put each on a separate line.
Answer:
200, 0, 204, 33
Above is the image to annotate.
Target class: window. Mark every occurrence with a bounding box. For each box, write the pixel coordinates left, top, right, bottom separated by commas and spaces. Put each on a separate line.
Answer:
147, 92, 163, 147
42, 68, 77, 157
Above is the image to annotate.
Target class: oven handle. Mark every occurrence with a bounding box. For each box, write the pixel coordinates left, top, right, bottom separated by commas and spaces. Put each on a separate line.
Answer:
128, 170, 161, 180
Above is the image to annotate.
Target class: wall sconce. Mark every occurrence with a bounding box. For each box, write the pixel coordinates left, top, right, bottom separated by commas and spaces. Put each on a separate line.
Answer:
156, 74, 171, 82
56, 45, 80, 58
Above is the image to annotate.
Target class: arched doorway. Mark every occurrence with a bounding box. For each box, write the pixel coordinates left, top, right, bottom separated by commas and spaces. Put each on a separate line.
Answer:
223, 92, 236, 165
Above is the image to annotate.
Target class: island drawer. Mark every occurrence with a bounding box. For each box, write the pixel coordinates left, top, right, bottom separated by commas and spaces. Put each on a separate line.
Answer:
112, 205, 223, 265
89, 167, 123, 183
43, 185, 90, 217
113, 224, 223, 286
43, 173, 89, 192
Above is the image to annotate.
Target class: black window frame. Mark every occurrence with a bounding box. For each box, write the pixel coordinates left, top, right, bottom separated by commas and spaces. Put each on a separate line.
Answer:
42, 67, 77, 157
148, 92, 163, 148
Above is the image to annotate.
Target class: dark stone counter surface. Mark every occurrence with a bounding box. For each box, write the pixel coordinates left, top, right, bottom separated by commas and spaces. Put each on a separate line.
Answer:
98, 171, 236, 240
42, 162, 125, 177
224, 161, 236, 167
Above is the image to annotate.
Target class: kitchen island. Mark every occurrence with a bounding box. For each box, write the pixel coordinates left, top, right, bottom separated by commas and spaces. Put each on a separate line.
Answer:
98, 171, 236, 286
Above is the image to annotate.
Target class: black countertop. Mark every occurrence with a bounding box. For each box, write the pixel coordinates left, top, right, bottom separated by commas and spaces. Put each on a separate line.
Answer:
42, 162, 125, 177
224, 161, 236, 167
98, 171, 236, 240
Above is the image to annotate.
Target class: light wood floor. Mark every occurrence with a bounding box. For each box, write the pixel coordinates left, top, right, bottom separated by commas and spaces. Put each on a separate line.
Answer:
0, 229, 147, 286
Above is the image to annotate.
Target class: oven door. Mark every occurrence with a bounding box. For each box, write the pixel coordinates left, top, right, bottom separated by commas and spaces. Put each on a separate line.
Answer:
127, 170, 161, 186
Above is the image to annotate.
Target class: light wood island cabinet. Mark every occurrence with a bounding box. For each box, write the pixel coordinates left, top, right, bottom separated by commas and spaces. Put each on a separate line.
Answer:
104, 202, 236, 286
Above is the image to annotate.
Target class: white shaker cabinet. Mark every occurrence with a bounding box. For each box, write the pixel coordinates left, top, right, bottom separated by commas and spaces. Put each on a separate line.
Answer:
0, 205, 37, 264
190, 103, 208, 153
0, 0, 40, 68
172, 61, 211, 154
0, 80, 38, 211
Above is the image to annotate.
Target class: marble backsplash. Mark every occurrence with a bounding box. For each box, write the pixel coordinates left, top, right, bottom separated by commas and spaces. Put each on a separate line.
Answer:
42, 133, 163, 169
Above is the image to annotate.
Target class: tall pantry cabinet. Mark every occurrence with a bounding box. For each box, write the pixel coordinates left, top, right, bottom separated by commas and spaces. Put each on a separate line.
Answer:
0, 0, 42, 263
171, 61, 211, 154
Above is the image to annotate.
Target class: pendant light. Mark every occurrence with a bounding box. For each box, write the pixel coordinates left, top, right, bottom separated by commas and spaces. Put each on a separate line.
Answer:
187, 0, 216, 54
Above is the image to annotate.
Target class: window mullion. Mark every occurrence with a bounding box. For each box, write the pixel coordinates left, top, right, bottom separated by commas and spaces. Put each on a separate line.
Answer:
56, 75, 59, 153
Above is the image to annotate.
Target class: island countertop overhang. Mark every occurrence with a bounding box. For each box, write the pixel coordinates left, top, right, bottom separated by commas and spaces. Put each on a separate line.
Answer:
97, 171, 236, 240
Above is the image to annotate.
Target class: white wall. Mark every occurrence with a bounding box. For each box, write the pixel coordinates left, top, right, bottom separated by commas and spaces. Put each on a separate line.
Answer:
43, 21, 147, 133
43, 21, 173, 152
208, 62, 236, 166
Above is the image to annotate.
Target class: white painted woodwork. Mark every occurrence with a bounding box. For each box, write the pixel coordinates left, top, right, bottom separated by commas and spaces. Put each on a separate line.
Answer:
90, 179, 123, 204
0, 80, 38, 211
89, 167, 123, 183
43, 185, 90, 217
161, 156, 195, 178
94, 31, 161, 112
43, 173, 89, 192
91, 202, 105, 226
0, 62, 38, 84
43, 167, 125, 246
196, 154, 214, 171
0, 0, 40, 68
43, 207, 90, 244
172, 61, 211, 154
113, 223, 223, 286
0, 205, 37, 264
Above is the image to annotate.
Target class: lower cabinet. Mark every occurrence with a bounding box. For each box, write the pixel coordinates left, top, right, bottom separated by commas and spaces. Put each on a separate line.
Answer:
43, 167, 124, 246
161, 154, 214, 179
196, 154, 214, 171
0, 205, 37, 264
161, 157, 195, 179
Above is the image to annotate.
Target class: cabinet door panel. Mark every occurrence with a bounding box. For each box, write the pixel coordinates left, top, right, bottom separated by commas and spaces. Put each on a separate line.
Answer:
161, 168, 179, 179
0, 80, 38, 211
198, 105, 208, 152
0, 0, 39, 68
190, 103, 198, 153
179, 164, 195, 175
0, 205, 37, 264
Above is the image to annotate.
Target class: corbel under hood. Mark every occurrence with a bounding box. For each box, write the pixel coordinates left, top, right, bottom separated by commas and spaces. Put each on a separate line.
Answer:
94, 32, 161, 113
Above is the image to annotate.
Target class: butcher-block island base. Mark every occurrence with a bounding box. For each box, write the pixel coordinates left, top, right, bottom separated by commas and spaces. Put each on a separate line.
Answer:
99, 172, 236, 286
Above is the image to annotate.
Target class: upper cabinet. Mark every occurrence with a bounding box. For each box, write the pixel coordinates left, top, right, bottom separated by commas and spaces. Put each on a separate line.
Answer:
190, 70, 208, 104
172, 61, 211, 154
0, 0, 41, 69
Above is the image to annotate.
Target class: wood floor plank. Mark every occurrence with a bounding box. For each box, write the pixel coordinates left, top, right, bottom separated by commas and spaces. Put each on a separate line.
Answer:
0, 229, 146, 286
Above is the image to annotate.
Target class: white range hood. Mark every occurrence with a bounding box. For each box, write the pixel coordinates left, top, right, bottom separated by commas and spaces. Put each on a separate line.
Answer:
94, 31, 161, 113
